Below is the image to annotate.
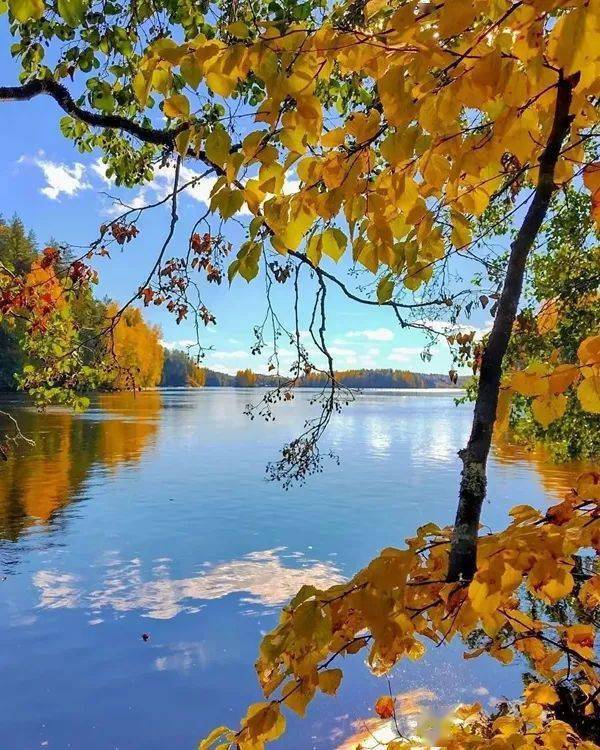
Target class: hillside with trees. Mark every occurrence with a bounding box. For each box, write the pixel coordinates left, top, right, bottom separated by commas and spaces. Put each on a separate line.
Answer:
0, 215, 163, 397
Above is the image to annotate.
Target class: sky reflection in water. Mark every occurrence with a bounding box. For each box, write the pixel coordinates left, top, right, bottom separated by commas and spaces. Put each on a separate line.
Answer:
0, 389, 590, 750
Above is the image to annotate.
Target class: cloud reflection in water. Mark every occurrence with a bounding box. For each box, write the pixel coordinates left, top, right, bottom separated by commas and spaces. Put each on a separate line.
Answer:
33, 548, 344, 620
335, 689, 437, 750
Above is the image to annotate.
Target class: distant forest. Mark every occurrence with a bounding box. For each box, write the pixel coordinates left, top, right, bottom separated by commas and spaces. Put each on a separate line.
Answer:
162, 350, 461, 389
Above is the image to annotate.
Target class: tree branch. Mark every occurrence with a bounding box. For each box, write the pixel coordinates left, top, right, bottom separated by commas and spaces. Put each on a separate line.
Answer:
447, 70, 578, 582
0, 78, 187, 146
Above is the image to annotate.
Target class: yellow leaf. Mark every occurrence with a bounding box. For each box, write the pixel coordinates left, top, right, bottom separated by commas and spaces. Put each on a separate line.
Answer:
258, 162, 285, 195
437, 0, 476, 38
577, 376, 600, 414
524, 683, 559, 706
531, 393, 566, 428
175, 128, 191, 157
583, 163, 600, 228
180, 54, 203, 89
495, 388, 512, 435
579, 575, 600, 609
198, 726, 233, 750
163, 94, 190, 119
318, 668, 342, 696
282, 683, 314, 717
346, 110, 380, 144
450, 210, 472, 249
242, 130, 268, 164
296, 157, 322, 185
133, 70, 152, 106
320, 228, 346, 262
211, 186, 244, 219
9, 0, 44, 21
578, 334, 600, 368
241, 702, 286, 744
509, 504, 540, 523
321, 128, 345, 148
321, 152, 346, 190
377, 274, 394, 303
548, 364, 580, 395
454, 702, 481, 720
549, 3, 600, 86
510, 363, 551, 397
227, 21, 249, 38
206, 71, 237, 97
205, 128, 231, 167
378, 65, 416, 128
576, 472, 600, 500
536, 299, 559, 335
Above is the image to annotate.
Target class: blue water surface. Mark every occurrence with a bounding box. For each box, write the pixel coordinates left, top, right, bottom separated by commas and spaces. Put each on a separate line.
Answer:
0, 390, 582, 750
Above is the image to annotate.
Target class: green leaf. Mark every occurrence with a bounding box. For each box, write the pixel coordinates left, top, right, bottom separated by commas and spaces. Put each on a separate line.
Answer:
227, 21, 249, 38
377, 274, 394, 303
237, 242, 261, 282
227, 259, 240, 284
57, 0, 88, 26
211, 186, 244, 220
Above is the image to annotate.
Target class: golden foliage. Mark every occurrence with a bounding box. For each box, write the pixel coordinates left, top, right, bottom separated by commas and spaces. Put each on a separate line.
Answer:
200, 468, 599, 749
107, 304, 164, 389
115, 0, 600, 294
504, 335, 600, 428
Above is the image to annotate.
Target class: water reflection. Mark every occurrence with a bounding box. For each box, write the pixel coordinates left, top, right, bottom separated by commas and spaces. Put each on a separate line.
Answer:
0, 392, 161, 540
493, 438, 591, 500
0, 390, 596, 750
32, 548, 344, 620
154, 641, 210, 673
336, 689, 437, 749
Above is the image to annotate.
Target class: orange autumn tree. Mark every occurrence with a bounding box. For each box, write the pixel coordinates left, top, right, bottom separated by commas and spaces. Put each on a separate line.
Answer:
236, 368, 258, 387
1, 0, 600, 747
106, 303, 164, 390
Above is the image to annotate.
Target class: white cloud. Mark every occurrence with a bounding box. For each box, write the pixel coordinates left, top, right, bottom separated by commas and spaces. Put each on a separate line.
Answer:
389, 346, 426, 364
21, 152, 92, 200
207, 363, 240, 376
161, 339, 198, 351
103, 161, 219, 216
329, 345, 357, 358
208, 349, 250, 360
103, 160, 302, 217
90, 157, 116, 187
346, 328, 394, 342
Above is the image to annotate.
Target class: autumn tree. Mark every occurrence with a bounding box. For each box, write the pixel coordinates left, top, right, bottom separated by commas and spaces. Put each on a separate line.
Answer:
235, 368, 258, 387
1, 0, 600, 746
106, 303, 163, 389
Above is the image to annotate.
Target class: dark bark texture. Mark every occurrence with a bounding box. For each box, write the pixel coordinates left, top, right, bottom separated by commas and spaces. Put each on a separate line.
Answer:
447, 72, 577, 582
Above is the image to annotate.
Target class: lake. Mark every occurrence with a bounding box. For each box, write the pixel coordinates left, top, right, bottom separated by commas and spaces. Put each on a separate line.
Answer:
0, 389, 589, 749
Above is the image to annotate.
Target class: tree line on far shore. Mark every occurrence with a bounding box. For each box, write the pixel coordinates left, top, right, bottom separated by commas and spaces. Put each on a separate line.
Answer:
1, 215, 459, 394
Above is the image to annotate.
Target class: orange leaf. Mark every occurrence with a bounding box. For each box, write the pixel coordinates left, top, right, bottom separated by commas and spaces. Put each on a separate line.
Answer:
374, 695, 395, 719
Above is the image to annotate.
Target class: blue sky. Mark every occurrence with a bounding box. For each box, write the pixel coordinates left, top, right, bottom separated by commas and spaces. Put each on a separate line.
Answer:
0, 23, 494, 377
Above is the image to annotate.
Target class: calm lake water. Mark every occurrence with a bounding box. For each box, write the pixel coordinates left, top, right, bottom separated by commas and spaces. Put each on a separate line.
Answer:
0, 389, 590, 750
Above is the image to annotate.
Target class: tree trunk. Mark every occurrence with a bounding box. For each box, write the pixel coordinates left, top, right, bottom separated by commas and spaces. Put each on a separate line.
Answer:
447, 71, 577, 583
